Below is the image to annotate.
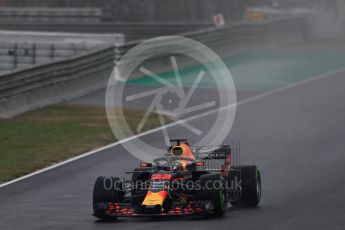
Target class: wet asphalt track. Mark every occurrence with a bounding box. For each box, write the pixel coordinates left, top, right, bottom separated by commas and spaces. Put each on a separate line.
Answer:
1, 69, 345, 230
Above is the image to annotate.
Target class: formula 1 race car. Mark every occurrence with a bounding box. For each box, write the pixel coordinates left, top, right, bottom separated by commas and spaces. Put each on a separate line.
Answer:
93, 139, 261, 220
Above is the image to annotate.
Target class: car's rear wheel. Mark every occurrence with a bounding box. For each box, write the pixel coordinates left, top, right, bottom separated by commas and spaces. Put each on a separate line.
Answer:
93, 176, 124, 220
197, 174, 227, 217
230, 166, 261, 207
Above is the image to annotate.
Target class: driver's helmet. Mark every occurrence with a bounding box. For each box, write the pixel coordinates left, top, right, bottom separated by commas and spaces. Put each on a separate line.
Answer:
171, 143, 195, 170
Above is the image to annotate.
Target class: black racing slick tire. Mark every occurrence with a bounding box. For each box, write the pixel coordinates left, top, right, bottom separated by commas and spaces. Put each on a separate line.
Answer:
197, 174, 227, 217
93, 176, 124, 220
230, 166, 261, 207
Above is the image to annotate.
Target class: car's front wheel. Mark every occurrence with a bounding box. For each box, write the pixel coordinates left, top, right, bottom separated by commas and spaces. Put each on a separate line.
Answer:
93, 176, 124, 220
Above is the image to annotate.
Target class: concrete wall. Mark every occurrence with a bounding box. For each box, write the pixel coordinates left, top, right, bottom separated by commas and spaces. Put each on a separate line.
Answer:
3, 0, 257, 22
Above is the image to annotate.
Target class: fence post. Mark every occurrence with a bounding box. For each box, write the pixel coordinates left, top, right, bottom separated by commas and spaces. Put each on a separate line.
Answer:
50, 43, 55, 59
32, 43, 36, 65
13, 43, 18, 69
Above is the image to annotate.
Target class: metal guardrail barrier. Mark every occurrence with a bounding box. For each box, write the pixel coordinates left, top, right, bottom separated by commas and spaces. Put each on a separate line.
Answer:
0, 46, 114, 97
0, 46, 114, 118
0, 7, 102, 23
0, 17, 306, 118
0, 22, 212, 41
0, 30, 124, 72
0, 42, 94, 71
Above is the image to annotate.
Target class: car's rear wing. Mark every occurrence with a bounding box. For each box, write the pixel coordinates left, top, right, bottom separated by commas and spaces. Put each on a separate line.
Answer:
191, 141, 241, 171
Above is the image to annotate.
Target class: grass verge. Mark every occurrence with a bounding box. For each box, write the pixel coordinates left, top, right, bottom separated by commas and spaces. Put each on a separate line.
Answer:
0, 104, 164, 183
